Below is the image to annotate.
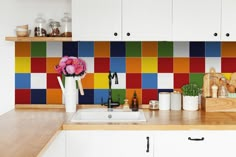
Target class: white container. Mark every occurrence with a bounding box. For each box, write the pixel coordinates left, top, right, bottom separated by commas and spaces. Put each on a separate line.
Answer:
183, 96, 198, 111
159, 92, 170, 110
170, 91, 181, 110
64, 76, 77, 112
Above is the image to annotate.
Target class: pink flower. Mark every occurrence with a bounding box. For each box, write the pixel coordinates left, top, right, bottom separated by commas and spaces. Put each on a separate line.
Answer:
66, 65, 75, 74
59, 56, 68, 63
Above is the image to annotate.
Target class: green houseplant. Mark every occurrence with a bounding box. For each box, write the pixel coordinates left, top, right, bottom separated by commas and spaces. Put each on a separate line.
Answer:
181, 83, 200, 111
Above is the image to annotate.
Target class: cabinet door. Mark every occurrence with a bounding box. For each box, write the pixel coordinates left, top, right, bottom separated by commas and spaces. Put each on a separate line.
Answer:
66, 131, 153, 157
155, 131, 236, 157
173, 0, 221, 41
72, 0, 122, 41
221, 0, 236, 41
122, 0, 172, 41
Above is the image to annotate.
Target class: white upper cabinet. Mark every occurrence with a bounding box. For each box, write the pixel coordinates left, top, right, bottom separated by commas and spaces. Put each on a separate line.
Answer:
72, 0, 122, 41
221, 0, 236, 41
122, 0, 172, 41
173, 0, 221, 41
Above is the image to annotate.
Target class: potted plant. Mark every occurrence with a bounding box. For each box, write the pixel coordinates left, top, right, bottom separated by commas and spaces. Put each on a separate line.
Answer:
181, 83, 200, 111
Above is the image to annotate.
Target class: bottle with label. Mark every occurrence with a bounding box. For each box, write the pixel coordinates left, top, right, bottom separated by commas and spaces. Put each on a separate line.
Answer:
131, 91, 139, 111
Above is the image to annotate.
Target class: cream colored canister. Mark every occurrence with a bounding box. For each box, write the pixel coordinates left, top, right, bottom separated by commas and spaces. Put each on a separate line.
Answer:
170, 91, 181, 110
159, 92, 170, 110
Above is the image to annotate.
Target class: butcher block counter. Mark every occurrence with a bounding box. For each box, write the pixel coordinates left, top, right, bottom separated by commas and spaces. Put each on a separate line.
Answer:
2, 105, 236, 157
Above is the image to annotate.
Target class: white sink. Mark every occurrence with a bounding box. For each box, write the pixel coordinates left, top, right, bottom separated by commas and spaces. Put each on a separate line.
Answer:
71, 108, 146, 123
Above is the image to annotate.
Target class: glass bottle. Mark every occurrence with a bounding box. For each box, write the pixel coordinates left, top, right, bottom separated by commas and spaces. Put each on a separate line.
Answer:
131, 91, 139, 111
61, 13, 72, 37
34, 14, 47, 37
211, 77, 218, 98
48, 21, 61, 37
218, 77, 228, 98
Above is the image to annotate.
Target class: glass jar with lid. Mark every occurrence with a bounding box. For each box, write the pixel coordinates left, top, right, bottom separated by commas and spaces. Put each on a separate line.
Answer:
34, 14, 47, 37
61, 13, 72, 37
48, 21, 61, 37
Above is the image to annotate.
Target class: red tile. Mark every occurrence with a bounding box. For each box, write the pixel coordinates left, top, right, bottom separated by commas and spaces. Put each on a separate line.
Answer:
142, 89, 158, 104
15, 89, 31, 104
190, 58, 205, 73
158, 58, 173, 73
174, 73, 189, 88
126, 73, 141, 88
222, 58, 236, 73
94, 58, 110, 73
47, 74, 61, 88
31, 58, 46, 73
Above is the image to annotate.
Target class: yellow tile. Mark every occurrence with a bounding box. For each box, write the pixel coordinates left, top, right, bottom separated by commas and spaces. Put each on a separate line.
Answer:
94, 73, 109, 89
15, 57, 31, 73
142, 57, 157, 73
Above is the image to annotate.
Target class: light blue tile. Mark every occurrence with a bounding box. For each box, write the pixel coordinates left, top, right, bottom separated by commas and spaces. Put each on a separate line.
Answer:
15, 73, 30, 89
205, 42, 221, 57
79, 42, 94, 57
142, 73, 157, 89
94, 89, 109, 104
110, 57, 126, 73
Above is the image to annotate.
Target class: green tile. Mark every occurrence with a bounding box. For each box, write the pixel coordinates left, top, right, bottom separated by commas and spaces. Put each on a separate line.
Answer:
112, 89, 126, 104
158, 42, 173, 57
190, 73, 204, 88
126, 42, 141, 57
31, 42, 46, 57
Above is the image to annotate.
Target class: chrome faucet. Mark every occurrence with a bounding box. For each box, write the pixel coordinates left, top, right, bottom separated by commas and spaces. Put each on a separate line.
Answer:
101, 71, 120, 111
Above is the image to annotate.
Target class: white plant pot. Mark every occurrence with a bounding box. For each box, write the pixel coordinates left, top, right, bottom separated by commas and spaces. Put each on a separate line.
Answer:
64, 76, 77, 112
183, 96, 199, 111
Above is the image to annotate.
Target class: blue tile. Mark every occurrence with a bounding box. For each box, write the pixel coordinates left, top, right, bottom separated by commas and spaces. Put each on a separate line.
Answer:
78, 42, 94, 57
79, 89, 94, 104
205, 42, 221, 57
31, 89, 46, 104
15, 73, 30, 89
94, 89, 109, 104
190, 42, 205, 57
63, 42, 78, 57
142, 74, 157, 89
110, 42, 126, 57
110, 57, 126, 73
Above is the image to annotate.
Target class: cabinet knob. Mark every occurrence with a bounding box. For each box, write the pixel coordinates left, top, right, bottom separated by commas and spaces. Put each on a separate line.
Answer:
214, 33, 218, 36
126, 32, 130, 36
226, 33, 230, 37
114, 32, 118, 36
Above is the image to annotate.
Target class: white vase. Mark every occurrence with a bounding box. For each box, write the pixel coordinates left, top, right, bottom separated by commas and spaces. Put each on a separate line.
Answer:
64, 76, 77, 112
183, 96, 199, 111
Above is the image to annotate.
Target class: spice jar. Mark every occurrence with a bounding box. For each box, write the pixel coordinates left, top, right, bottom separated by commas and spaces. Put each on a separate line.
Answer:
34, 15, 47, 37
48, 21, 61, 37
61, 13, 72, 37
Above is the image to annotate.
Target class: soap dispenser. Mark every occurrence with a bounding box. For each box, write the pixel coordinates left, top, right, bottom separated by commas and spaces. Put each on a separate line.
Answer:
131, 91, 139, 111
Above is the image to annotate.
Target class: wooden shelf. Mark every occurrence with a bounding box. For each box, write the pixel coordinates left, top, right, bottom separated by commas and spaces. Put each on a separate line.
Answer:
5, 36, 72, 42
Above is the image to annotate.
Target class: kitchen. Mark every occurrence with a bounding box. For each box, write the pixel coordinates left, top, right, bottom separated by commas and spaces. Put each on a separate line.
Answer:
2, 0, 236, 156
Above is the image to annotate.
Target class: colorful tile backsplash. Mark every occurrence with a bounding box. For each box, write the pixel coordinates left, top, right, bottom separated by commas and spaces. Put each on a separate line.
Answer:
15, 41, 236, 105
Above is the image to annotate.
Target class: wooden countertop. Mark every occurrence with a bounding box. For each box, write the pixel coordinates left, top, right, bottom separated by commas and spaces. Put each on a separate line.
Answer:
2, 106, 236, 156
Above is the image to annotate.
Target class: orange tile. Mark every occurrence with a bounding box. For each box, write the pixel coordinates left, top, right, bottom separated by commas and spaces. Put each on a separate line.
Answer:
82, 73, 94, 89
126, 89, 142, 105
142, 42, 158, 57
173, 58, 190, 73
94, 42, 110, 57
47, 58, 61, 73
47, 89, 62, 104
222, 42, 236, 57
126, 58, 141, 73
15, 42, 31, 57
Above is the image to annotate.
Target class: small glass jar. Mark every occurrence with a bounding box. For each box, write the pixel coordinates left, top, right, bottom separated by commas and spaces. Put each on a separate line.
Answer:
61, 13, 72, 37
48, 21, 61, 37
34, 15, 47, 37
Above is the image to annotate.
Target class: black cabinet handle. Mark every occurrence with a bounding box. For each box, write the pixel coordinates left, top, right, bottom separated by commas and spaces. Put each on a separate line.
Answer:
188, 137, 205, 141
127, 32, 130, 36
226, 33, 230, 37
146, 136, 149, 153
114, 32, 118, 36
214, 33, 218, 36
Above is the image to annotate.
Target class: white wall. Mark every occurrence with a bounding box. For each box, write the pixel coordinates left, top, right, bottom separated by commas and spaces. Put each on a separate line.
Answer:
0, 0, 71, 115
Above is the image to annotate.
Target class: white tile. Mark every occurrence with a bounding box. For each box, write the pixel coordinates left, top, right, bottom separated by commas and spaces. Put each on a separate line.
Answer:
80, 57, 94, 73
205, 57, 221, 73
31, 73, 46, 89
158, 73, 174, 89
47, 42, 62, 57
173, 42, 190, 57
112, 73, 126, 89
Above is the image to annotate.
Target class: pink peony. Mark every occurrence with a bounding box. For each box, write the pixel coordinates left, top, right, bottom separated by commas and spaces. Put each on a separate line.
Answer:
66, 65, 75, 74
59, 56, 68, 63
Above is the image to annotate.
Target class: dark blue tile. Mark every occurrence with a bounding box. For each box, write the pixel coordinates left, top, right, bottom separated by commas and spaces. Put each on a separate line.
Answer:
205, 42, 221, 57
31, 89, 46, 104
190, 42, 205, 57
142, 73, 157, 89
63, 42, 79, 57
15, 73, 30, 89
110, 42, 126, 57
79, 89, 94, 104
110, 57, 126, 72
158, 89, 173, 94
78, 42, 94, 57
94, 89, 109, 104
